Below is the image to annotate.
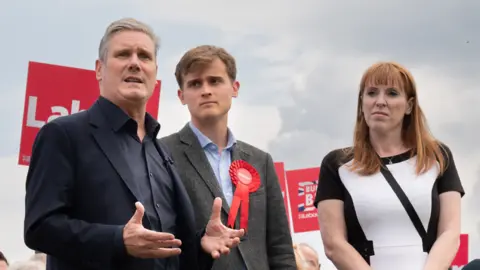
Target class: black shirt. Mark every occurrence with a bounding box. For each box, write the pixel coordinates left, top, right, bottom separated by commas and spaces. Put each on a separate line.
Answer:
98, 96, 178, 270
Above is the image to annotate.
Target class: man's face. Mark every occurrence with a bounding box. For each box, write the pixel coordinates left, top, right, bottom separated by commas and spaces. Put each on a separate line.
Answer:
178, 58, 239, 123
95, 30, 158, 106
0, 260, 8, 270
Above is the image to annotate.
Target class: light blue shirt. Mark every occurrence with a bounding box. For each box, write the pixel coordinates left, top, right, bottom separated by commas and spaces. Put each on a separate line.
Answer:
189, 121, 236, 206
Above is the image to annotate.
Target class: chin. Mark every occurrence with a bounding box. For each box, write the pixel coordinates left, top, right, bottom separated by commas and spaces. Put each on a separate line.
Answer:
121, 90, 150, 102
196, 112, 222, 122
368, 123, 389, 132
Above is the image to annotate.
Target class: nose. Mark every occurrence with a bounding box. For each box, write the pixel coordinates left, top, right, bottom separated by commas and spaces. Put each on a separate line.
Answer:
375, 92, 387, 107
127, 54, 141, 72
200, 84, 213, 97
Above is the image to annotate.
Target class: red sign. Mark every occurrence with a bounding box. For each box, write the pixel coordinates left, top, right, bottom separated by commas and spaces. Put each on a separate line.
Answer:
451, 234, 469, 268
18, 61, 161, 166
286, 167, 320, 233
274, 162, 291, 230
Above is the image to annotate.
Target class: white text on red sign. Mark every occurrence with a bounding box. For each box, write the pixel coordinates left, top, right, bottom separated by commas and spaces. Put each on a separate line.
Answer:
26, 96, 85, 128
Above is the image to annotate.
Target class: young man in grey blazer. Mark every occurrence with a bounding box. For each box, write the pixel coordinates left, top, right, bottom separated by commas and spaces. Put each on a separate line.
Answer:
160, 45, 296, 270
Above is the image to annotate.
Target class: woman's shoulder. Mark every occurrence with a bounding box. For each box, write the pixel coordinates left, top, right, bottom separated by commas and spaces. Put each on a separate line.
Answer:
437, 141, 453, 158
322, 147, 354, 168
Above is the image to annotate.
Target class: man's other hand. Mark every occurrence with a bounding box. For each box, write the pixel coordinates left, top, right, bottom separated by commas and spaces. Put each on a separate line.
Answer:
201, 197, 245, 259
123, 202, 182, 258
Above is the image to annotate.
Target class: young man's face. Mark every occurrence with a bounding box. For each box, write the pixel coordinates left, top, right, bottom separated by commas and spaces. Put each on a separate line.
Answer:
178, 58, 239, 123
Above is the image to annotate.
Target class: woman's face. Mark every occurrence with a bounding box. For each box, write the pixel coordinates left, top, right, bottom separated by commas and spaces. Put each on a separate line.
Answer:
361, 81, 413, 135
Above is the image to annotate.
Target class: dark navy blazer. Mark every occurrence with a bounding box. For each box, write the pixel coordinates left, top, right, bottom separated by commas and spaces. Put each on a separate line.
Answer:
24, 98, 213, 270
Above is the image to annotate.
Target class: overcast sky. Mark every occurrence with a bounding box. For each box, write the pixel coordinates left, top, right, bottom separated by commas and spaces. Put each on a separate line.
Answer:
1, 1, 479, 268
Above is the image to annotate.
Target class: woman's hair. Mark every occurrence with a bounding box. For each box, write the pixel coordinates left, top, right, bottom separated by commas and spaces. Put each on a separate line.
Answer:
348, 61, 446, 176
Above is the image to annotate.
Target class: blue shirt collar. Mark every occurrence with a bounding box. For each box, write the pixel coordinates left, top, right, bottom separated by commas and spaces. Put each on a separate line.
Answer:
188, 121, 236, 150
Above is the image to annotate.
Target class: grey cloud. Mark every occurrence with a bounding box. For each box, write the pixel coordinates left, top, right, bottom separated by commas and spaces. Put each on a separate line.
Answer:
296, 2, 480, 77
267, 2, 480, 167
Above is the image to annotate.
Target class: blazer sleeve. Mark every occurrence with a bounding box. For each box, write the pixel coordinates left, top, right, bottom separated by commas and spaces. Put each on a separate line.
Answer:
24, 121, 126, 268
264, 153, 297, 269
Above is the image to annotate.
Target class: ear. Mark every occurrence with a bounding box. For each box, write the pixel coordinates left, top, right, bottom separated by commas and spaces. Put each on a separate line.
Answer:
95, 59, 103, 81
406, 97, 414, 115
177, 89, 186, 105
232, 80, 240, 98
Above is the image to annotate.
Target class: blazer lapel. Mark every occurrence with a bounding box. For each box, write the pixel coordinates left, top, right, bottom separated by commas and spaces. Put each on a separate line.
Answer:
231, 143, 249, 163
88, 101, 141, 201
179, 124, 231, 215
154, 140, 196, 240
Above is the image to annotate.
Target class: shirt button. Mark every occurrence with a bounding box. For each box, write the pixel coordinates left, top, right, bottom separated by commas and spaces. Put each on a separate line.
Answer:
156, 203, 160, 208
149, 173, 153, 177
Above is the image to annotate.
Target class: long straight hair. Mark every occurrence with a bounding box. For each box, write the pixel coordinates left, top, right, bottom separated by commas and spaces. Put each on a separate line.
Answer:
348, 62, 446, 176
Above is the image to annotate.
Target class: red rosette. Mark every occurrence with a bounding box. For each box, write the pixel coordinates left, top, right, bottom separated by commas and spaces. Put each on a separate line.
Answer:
227, 160, 261, 232
229, 160, 261, 192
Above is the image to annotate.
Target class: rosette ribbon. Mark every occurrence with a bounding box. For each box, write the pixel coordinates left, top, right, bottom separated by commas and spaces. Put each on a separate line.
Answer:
227, 160, 261, 232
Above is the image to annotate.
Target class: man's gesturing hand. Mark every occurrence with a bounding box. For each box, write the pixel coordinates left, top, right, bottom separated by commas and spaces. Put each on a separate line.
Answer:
123, 202, 182, 259
201, 198, 245, 259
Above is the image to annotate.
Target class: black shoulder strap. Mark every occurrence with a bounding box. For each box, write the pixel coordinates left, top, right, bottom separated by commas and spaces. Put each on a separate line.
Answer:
380, 166, 427, 241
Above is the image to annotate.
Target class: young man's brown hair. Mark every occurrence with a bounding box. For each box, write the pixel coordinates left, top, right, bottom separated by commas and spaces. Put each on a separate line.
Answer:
175, 45, 237, 88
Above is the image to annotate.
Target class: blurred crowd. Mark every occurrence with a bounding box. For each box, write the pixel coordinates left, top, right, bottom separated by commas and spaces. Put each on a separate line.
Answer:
0, 243, 320, 270
0, 251, 46, 270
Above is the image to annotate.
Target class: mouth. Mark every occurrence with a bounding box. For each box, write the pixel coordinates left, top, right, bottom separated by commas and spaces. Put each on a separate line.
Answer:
372, 112, 388, 116
200, 101, 217, 106
123, 76, 143, 84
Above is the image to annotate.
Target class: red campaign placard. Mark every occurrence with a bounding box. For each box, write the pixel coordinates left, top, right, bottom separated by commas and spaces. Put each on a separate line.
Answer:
286, 167, 320, 233
274, 162, 291, 229
451, 234, 469, 268
18, 61, 161, 166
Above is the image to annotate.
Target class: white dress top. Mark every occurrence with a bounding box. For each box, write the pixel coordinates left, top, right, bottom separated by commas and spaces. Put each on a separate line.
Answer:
315, 144, 464, 270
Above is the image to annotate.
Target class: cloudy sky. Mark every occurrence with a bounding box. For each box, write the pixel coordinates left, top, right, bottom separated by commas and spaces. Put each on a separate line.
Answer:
1, 1, 479, 268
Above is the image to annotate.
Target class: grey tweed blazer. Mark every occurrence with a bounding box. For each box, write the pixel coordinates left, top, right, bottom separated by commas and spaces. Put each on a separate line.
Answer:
159, 124, 296, 270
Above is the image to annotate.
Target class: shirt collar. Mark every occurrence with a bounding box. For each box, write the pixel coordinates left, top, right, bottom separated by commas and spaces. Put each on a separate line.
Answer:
98, 96, 160, 138
188, 121, 236, 150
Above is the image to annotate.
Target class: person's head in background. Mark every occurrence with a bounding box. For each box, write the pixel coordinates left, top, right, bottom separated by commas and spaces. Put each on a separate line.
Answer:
293, 243, 320, 270
30, 252, 46, 265
0, 251, 9, 270
7, 260, 45, 270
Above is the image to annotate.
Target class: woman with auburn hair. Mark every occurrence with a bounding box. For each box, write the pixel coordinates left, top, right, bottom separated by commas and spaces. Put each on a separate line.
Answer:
314, 61, 464, 270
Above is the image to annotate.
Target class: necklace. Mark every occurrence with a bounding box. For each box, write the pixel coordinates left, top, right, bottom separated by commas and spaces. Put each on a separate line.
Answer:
385, 157, 394, 164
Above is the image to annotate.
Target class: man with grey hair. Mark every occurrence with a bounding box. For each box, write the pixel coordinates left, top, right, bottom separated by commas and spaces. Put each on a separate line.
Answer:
24, 18, 244, 270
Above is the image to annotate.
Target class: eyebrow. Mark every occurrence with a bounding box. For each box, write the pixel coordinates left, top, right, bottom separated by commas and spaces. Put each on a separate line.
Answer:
114, 47, 153, 56
186, 75, 224, 84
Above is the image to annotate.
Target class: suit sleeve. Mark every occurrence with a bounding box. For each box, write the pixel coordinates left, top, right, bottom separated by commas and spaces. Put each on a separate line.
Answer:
264, 153, 297, 269
24, 121, 126, 268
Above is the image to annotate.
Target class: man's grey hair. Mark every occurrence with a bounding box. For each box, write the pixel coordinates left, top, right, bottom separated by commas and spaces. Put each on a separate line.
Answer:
98, 18, 160, 61
8, 260, 45, 270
